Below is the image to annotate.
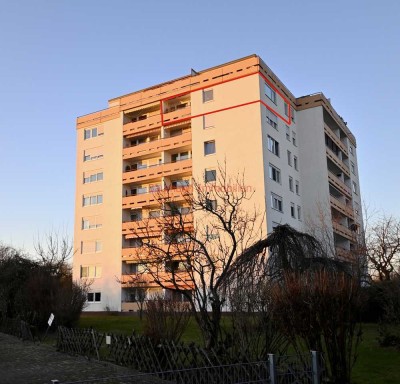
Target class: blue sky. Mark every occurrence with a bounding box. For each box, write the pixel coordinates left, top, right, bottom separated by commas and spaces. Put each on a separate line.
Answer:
1, 0, 399, 254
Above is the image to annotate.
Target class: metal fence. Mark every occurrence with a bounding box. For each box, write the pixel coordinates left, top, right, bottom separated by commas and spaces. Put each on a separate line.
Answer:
55, 326, 325, 384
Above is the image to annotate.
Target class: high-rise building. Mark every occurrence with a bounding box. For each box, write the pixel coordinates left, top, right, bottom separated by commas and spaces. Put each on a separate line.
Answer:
73, 55, 362, 311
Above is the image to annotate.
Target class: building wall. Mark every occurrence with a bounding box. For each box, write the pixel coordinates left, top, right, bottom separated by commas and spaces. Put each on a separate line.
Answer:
73, 115, 123, 311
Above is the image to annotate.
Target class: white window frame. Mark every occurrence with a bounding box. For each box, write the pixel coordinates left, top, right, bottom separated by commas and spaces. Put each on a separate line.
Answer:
291, 203, 296, 218
269, 164, 281, 184
271, 193, 283, 212
204, 140, 216, 156
266, 109, 278, 129
267, 136, 280, 157
289, 176, 294, 192
265, 83, 277, 104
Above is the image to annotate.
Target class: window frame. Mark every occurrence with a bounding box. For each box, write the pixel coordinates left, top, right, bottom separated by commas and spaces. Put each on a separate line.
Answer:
204, 140, 216, 156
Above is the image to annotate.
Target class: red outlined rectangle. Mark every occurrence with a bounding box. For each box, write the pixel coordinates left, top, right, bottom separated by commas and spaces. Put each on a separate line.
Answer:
159, 71, 293, 127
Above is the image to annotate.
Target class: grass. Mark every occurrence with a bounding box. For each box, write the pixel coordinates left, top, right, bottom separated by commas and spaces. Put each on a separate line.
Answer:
78, 314, 400, 384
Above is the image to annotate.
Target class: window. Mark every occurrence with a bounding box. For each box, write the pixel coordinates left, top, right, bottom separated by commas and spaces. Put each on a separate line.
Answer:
83, 194, 103, 206
286, 126, 290, 141
287, 150, 292, 166
267, 136, 280, 156
203, 89, 214, 103
95, 240, 102, 253
290, 106, 296, 122
351, 162, 356, 175
87, 292, 101, 302
172, 152, 190, 162
171, 179, 190, 188
205, 169, 216, 183
292, 132, 297, 146
284, 103, 289, 117
80, 265, 102, 278
295, 180, 300, 195
352, 181, 358, 195
206, 199, 217, 211
269, 164, 281, 183
83, 171, 103, 184
265, 83, 277, 103
297, 205, 301, 221
294, 156, 298, 170
83, 148, 103, 162
266, 109, 278, 129
81, 240, 102, 254
82, 216, 102, 230
271, 193, 283, 212
289, 176, 294, 192
84, 127, 102, 140
349, 145, 354, 155
203, 114, 215, 129
204, 140, 216, 155
291, 203, 296, 218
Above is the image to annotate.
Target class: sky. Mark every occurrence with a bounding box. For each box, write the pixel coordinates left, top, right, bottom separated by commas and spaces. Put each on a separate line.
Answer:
0, 0, 399, 255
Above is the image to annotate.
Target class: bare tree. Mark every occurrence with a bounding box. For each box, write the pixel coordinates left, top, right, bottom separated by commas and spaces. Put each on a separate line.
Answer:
129, 164, 263, 349
366, 215, 400, 281
34, 231, 73, 277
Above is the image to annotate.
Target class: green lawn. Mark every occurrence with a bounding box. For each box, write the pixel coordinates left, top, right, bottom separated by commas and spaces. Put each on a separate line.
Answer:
78, 314, 400, 384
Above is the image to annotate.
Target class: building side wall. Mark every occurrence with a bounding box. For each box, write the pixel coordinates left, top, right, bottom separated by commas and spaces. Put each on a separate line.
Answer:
73, 115, 123, 311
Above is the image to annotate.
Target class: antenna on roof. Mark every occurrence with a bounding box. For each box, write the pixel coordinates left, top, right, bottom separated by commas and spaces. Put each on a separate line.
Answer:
191, 68, 199, 76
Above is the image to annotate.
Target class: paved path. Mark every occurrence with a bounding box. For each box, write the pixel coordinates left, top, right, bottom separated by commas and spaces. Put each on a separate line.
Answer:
0, 333, 166, 384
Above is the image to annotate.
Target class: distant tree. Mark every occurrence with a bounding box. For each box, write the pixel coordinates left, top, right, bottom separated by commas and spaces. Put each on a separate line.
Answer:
366, 215, 400, 281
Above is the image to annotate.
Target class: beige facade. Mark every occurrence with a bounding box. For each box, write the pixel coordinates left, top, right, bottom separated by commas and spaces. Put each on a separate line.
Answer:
73, 55, 362, 311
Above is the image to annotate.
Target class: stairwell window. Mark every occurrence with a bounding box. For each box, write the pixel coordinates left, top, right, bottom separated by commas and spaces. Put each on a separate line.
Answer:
271, 193, 283, 212
266, 109, 278, 130
269, 164, 281, 184
84, 127, 103, 140
204, 140, 216, 156
287, 150, 292, 166
205, 169, 217, 183
297, 206, 302, 221
203, 89, 214, 103
292, 132, 297, 146
83, 171, 103, 184
294, 156, 298, 171
295, 180, 300, 195
265, 83, 277, 104
267, 136, 280, 157
286, 126, 290, 141
83, 194, 103, 207
289, 176, 294, 192
291, 203, 296, 218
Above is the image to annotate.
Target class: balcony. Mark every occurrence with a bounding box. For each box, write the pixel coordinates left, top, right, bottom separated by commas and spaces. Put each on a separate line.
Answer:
332, 221, 354, 241
123, 114, 162, 136
324, 125, 348, 157
120, 271, 193, 289
335, 247, 353, 262
123, 131, 191, 160
330, 195, 354, 219
327, 172, 352, 199
163, 104, 191, 125
122, 241, 195, 261
122, 158, 192, 184
123, 213, 193, 238
122, 186, 192, 209
122, 217, 163, 236
326, 148, 350, 177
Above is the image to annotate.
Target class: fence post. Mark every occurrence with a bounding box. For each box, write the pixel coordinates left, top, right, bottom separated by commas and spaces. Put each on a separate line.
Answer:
311, 350, 321, 384
268, 353, 277, 384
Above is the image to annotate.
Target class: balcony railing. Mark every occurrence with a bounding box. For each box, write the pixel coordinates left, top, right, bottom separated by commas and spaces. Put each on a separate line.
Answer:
123, 114, 162, 136
335, 247, 353, 261
327, 171, 352, 198
123, 131, 191, 160
122, 158, 192, 184
324, 125, 349, 157
122, 186, 192, 209
163, 105, 191, 125
326, 148, 350, 177
330, 195, 354, 219
123, 213, 193, 237
332, 221, 354, 240
120, 271, 193, 289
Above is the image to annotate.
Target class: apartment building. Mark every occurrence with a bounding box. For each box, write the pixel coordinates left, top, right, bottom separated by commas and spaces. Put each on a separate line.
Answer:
73, 54, 362, 311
